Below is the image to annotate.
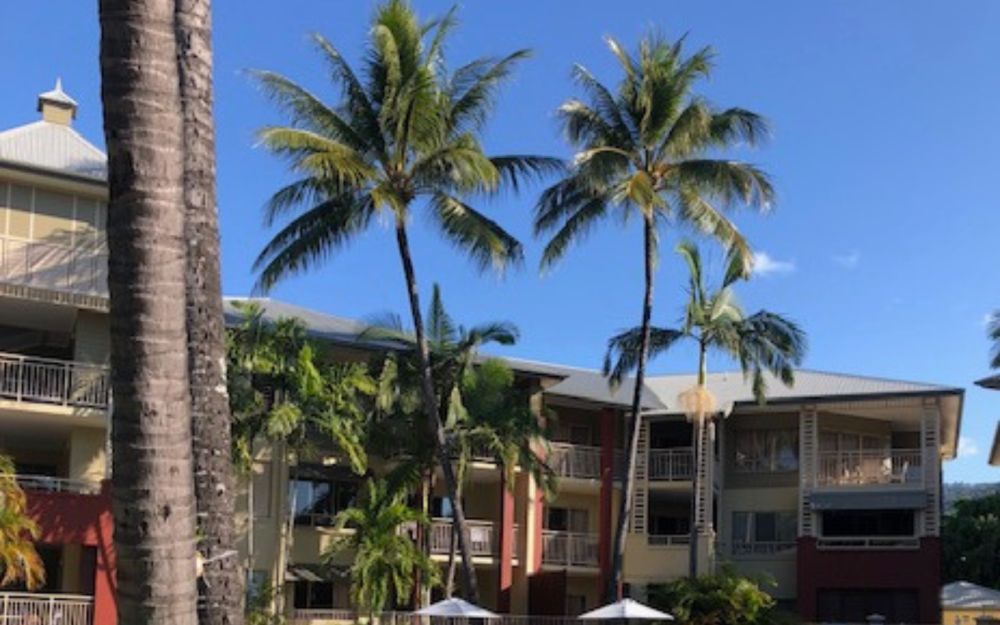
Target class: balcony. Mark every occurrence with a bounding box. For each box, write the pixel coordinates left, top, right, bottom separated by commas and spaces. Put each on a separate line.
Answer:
727, 541, 796, 557
428, 519, 517, 558
548, 443, 602, 480
816, 449, 923, 487
816, 536, 920, 550
648, 448, 694, 481
0, 351, 110, 410
541, 530, 599, 567
0, 593, 93, 625
647, 533, 690, 547
17, 474, 102, 495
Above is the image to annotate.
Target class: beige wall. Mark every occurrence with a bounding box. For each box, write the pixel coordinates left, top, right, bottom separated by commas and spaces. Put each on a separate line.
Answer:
0, 181, 106, 247
68, 427, 106, 483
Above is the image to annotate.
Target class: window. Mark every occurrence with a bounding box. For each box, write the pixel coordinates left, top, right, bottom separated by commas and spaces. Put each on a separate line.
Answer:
290, 478, 357, 526
733, 429, 799, 472
293, 581, 335, 610
820, 431, 890, 453
731, 511, 796, 554
431, 496, 454, 519
566, 594, 587, 616
821, 510, 914, 537
546, 507, 589, 532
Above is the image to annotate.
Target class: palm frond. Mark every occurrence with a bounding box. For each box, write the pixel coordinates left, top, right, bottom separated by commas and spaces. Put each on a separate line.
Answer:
447, 50, 531, 132
489, 155, 565, 193
538, 192, 610, 269
603, 326, 686, 388
674, 187, 752, 272
430, 193, 523, 273
735, 311, 808, 403
256, 127, 377, 185
674, 159, 775, 210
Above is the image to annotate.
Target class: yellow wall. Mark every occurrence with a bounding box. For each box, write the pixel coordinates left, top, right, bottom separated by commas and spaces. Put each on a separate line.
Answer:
68, 426, 106, 483
942, 608, 1000, 625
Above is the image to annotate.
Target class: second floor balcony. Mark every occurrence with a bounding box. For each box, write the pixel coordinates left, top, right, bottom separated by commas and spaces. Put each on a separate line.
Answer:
816, 449, 923, 487
548, 442, 601, 480
0, 351, 110, 411
541, 530, 599, 568
428, 518, 517, 558
648, 447, 694, 481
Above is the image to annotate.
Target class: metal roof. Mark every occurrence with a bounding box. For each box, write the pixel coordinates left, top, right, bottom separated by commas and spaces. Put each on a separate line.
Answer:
0, 120, 106, 181
942, 581, 1000, 610
37, 78, 78, 109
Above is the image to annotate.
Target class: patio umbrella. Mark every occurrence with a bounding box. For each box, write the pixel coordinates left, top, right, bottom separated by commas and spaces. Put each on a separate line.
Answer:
415, 598, 499, 618
578, 598, 673, 621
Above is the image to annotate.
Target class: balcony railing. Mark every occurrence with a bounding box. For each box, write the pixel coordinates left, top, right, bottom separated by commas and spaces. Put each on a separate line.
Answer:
728, 541, 796, 556
816, 536, 920, 550
541, 530, 599, 567
548, 443, 602, 480
0, 592, 93, 625
428, 519, 516, 557
648, 447, 694, 481
647, 534, 690, 547
816, 449, 923, 487
16, 474, 102, 495
0, 351, 110, 410
0, 235, 107, 298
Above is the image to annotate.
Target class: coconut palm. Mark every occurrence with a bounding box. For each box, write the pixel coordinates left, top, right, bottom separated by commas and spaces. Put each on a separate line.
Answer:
99, 1, 200, 622
604, 241, 806, 577
249, 1, 559, 599
534, 33, 774, 598
0, 455, 44, 589
326, 479, 439, 623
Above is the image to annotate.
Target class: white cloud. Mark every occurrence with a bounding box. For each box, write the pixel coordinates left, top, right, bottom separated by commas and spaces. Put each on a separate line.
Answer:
958, 436, 979, 457
833, 250, 861, 269
751, 251, 795, 277
983, 312, 997, 328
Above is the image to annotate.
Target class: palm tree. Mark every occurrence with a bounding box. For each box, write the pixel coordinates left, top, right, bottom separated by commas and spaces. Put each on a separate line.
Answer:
534, 33, 774, 599
988, 311, 1000, 369
604, 241, 806, 578
0, 455, 44, 590
175, 1, 242, 622
249, 0, 560, 599
99, 1, 200, 622
326, 479, 439, 624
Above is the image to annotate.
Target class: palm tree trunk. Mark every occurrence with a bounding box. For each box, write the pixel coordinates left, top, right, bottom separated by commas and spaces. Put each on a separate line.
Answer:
607, 214, 656, 601
394, 221, 480, 602
175, 1, 243, 623
688, 341, 707, 578
99, 1, 199, 623
445, 477, 465, 597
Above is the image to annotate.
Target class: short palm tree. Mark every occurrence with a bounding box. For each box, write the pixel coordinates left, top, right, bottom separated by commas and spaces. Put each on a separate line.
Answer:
0, 455, 44, 589
534, 33, 774, 599
326, 479, 438, 623
250, 1, 559, 599
604, 241, 806, 578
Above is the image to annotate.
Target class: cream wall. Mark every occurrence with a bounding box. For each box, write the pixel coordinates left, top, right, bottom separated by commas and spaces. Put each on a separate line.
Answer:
68, 426, 106, 483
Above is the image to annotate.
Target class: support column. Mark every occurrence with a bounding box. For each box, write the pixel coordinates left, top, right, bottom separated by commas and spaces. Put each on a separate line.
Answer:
497, 475, 515, 612
597, 408, 616, 597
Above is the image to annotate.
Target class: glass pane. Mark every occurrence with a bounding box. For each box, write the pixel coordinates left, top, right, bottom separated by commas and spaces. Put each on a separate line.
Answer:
732, 512, 750, 543
755, 512, 777, 542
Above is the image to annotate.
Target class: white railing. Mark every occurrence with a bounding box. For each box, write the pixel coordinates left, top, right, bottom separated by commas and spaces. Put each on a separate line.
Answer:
428, 519, 516, 557
541, 530, 599, 567
816, 449, 923, 486
0, 592, 93, 625
648, 448, 694, 481
548, 443, 601, 480
647, 534, 690, 547
816, 536, 920, 550
0, 235, 107, 298
291, 608, 357, 622
728, 541, 796, 556
0, 351, 110, 409
16, 474, 102, 495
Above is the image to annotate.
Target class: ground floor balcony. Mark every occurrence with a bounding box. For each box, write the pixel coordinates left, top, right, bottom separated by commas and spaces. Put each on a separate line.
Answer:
0, 592, 93, 625
17, 474, 102, 495
540, 530, 599, 568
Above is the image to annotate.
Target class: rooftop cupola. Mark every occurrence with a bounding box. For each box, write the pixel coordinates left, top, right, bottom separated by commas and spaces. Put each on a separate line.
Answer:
37, 78, 78, 125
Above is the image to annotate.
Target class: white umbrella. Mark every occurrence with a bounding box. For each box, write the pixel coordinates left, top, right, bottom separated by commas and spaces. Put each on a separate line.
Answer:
415, 598, 499, 618
578, 598, 673, 621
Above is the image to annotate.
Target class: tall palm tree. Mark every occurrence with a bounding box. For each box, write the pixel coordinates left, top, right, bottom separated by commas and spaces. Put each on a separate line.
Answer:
0, 455, 44, 590
99, 1, 200, 623
604, 241, 807, 578
175, 1, 243, 622
250, 1, 559, 599
326, 479, 439, 624
534, 33, 775, 599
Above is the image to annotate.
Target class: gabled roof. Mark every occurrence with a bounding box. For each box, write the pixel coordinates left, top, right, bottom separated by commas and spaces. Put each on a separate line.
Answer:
942, 581, 1000, 610
0, 120, 106, 181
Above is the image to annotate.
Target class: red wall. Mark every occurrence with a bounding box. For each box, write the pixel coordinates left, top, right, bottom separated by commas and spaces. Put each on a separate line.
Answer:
26, 482, 117, 625
796, 536, 941, 624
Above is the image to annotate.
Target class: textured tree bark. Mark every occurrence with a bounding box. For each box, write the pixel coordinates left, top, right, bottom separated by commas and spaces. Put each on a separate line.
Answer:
394, 221, 480, 602
607, 214, 656, 601
98, 1, 199, 623
175, 1, 243, 624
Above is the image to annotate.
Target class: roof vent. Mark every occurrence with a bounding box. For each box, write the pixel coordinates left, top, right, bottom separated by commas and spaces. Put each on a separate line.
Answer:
37, 78, 78, 125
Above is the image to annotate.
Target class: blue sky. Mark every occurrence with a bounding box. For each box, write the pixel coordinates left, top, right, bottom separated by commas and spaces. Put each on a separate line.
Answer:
1, 1, 998, 481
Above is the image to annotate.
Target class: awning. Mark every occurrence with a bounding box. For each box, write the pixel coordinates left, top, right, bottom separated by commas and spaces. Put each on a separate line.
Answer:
810, 490, 927, 510
285, 564, 349, 582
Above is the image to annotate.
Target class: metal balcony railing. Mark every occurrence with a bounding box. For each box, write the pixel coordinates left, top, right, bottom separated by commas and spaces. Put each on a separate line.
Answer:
427, 519, 516, 557
541, 530, 599, 567
16, 474, 102, 495
0, 351, 110, 410
647, 534, 690, 547
548, 443, 602, 480
727, 541, 796, 556
0, 593, 93, 625
816, 536, 920, 550
816, 449, 923, 486
648, 447, 694, 481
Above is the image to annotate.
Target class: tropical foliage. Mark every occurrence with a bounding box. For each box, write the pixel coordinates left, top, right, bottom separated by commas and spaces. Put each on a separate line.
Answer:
535, 31, 775, 598
250, 0, 559, 598
0, 454, 44, 589
942, 493, 1000, 588
326, 479, 438, 620
647, 566, 777, 625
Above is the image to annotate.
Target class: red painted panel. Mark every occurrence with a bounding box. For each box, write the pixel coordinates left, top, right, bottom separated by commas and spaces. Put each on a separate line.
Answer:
796, 537, 941, 624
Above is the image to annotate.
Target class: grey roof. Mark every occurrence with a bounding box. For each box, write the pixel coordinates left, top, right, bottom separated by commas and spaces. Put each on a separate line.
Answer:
0, 120, 106, 180
942, 581, 1000, 610
223, 297, 368, 345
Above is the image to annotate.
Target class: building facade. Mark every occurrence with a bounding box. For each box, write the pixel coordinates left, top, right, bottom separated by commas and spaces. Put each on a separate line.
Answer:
0, 83, 963, 625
